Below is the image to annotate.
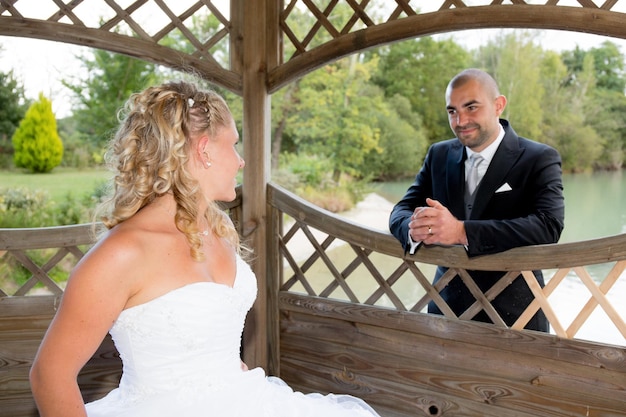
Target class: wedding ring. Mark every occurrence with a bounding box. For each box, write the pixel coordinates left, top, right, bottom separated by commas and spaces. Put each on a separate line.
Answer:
428, 226, 432, 235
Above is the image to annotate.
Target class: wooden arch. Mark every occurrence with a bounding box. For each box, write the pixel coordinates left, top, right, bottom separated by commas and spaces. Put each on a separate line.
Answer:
1, 0, 626, 367
2, 1, 626, 92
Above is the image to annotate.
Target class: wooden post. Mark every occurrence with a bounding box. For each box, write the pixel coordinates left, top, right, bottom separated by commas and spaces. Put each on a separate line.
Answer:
236, 0, 273, 370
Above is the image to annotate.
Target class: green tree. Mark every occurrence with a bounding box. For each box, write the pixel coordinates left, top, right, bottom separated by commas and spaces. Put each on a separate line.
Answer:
271, 81, 299, 170
273, 57, 429, 182
561, 41, 626, 169
363, 93, 428, 180
12, 93, 63, 173
64, 49, 157, 148
563, 41, 626, 93
285, 55, 385, 181
372, 37, 471, 145
584, 89, 626, 169
588, 41, 625, 93
0, 68, 29, 167
540, 51, 602, 172
474, 31, 544, 140
580, 42, 626, 169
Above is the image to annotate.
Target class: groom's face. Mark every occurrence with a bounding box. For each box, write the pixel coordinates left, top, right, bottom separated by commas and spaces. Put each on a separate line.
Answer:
446, 79, 505, 152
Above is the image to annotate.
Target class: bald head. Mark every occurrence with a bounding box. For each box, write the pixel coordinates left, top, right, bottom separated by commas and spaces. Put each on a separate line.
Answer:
446, 68, 500, 100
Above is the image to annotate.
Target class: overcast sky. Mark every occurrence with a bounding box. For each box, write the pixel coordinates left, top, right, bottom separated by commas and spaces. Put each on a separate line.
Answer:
1, 27, 625, 118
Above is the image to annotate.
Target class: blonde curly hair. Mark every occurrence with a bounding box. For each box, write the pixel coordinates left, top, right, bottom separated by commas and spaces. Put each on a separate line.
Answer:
97, 80, 240, 261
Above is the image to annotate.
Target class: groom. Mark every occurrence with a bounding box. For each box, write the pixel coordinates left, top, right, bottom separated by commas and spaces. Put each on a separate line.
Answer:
388, 68, 565, 331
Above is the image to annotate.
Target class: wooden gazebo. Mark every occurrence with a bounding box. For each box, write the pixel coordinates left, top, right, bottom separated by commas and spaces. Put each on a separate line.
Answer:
1, 1, 625, 416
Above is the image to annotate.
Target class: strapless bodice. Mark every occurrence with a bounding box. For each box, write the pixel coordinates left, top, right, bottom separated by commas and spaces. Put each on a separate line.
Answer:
101, 255, 256, 402
85, 255, 380, 417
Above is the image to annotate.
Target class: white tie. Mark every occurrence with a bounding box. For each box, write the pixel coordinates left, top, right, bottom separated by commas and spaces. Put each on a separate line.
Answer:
467, 154, 484, 195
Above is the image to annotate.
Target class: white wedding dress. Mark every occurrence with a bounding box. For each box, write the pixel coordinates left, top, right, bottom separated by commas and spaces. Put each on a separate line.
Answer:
85, 255, 380, 416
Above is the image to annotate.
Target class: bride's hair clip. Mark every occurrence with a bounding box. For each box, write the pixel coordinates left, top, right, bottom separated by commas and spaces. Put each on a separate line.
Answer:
187, 96, 208, 113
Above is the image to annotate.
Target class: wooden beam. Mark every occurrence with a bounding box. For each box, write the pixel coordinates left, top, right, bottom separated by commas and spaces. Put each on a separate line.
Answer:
267, 5, 626, 92
240, 0, 272, 370
0, 17, 242, 94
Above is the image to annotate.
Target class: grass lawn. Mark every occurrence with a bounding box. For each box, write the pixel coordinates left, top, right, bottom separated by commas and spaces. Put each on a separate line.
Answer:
0, 168, 111, 202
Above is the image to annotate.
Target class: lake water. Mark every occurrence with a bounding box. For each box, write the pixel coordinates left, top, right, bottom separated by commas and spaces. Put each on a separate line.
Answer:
374, 170, 626, 243
290, 170, 625, 346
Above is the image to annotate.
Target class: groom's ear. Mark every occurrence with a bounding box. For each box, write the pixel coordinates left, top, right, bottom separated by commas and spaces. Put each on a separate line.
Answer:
495, 95, 507, 116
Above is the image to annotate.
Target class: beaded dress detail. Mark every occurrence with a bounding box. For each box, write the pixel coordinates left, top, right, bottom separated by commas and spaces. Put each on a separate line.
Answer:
85, 255, 380, 417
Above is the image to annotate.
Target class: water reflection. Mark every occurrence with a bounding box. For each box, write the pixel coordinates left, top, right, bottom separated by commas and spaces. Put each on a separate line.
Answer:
559, 171, 626, 242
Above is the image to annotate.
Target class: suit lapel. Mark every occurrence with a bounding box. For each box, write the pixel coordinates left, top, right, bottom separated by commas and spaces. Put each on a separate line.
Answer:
447, 141, 466, 219
471, 124, 523, 218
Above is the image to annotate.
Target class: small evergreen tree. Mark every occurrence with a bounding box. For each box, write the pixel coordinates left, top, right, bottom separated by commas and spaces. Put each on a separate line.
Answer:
0, 69, 29, 168
12, 93, 63, 173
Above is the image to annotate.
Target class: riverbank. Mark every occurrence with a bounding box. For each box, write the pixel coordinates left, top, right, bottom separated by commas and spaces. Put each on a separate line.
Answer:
338, 192, 395, 231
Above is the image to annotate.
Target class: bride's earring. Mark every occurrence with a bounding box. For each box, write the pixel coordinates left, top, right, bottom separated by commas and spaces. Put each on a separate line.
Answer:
203, 152, 212, 168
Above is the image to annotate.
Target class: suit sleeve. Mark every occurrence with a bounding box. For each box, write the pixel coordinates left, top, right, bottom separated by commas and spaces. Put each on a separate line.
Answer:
389, 146, 434, 252
463, 145, 565, 257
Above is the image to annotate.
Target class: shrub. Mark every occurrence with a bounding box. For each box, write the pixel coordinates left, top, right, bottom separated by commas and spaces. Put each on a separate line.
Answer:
12, 93, 63, 173
0, 180, 107, 227
0, 187, 54, 227
273, 153, 372, 212
53, 180, 108, 225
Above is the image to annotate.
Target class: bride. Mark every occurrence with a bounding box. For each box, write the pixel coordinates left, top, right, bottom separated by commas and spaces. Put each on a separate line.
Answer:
29, 80, 381, 417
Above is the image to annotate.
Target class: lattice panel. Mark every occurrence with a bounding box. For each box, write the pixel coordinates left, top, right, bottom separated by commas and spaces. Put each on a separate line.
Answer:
0, 0, 232, 69
0, 198, 242, 298
279, 217, 435, 309
278, 213, 626, 344
0, 246, 88, 296
280, 0, 626, 61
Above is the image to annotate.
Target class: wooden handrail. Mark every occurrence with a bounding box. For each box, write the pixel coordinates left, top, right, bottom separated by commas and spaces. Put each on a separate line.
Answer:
267, 183, 626, 341
1, 183, 624, 340
0, 223, 100, 251
268, 183, 626, 269
0, 190, 243, 297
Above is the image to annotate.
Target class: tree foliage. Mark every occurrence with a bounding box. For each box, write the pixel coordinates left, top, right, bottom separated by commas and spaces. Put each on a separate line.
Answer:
362, 93, 428, 180
12, 93, 63, 173
475, 31, 544, 140
0, 69, 28, 141
63, 49, 157, 148
584, 88, 626, 169
272, 32, 626, 183
561, 40, 626, 169
372, 37, 471, 145
284, 55, 387, 181
51, 26, 626, 185
0, 64, 29, 167
563, 41, 626, 93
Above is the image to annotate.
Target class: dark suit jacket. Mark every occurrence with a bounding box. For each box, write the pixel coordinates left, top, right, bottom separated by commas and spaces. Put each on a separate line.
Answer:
388, 120, 565, 330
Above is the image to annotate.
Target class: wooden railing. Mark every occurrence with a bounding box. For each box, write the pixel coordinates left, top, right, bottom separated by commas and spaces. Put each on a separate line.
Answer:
268, 184, 626, 344
0, 195, 243, 417
270, 1, 626, 92
266, 183, 626, 416
4, 1, 626, 96
1, 185, 625, 416
0, 194, 243, 297
0, 223, 99, 297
